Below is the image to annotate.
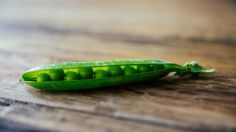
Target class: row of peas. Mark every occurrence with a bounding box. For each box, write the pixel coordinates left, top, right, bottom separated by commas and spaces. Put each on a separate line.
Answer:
36, 64, 164, 82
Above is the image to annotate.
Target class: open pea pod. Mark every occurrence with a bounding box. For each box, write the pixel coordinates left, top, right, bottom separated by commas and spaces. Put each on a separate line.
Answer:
20, 59, 215, 91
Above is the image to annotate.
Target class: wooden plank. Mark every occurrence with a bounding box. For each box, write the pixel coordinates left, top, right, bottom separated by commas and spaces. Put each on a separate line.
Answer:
0, 0, 235, 131
0, 98, 178, 132
0, 76, 235, 131
0, 33, 235, 130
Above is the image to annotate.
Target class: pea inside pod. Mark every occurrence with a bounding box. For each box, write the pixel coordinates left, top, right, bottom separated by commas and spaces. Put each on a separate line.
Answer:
108, 66, 123, 76
124, 66, 137, 75
137, 65, 152, 73
78, 67, 94, 79
37, 73, 51, 82
95, 70, 110, 79
20, 59, 215, 91
65, 72, 80, 81
49, 69, 65, 81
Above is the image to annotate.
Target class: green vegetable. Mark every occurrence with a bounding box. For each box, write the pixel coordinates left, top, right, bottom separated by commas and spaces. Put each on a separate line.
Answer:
152, 64, 164, 70
37, 73, 50, 82
95, 70, 109, 79
78, 67, 93, 79
65, 72, 79, 81
20, 59, 215, 91
108, 66, 123, 76
49, 69, 65, 81
124, 66, 137, 75
137, 65, 152, 73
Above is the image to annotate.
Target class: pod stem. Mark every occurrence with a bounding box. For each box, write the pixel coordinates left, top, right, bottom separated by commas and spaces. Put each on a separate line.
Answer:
174, 61, 215, 77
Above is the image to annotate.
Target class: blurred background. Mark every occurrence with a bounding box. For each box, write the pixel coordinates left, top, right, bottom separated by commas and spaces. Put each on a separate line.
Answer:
0, 0, 235, 74
0, 0, 236, 131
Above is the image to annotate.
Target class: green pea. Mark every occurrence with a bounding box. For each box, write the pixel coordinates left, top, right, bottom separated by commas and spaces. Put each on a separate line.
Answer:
137, 65, 152, 73
37, 73, 51, 82
108, 66, 123, 76
152, 64, 164, 70
79, 67, 94, 79
95, 70, 109, 79
124, 66, 137, 75
49, 69, 65, 81
65, 71, 80, 81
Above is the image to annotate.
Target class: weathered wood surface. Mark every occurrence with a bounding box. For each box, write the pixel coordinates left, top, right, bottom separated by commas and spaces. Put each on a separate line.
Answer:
0, 0, 236, 131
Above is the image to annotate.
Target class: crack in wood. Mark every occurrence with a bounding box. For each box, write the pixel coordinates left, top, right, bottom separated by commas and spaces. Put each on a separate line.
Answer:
0, 98, 11, 107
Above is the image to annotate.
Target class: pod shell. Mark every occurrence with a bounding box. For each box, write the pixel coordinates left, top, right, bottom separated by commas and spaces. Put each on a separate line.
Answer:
20, 59, 181, 90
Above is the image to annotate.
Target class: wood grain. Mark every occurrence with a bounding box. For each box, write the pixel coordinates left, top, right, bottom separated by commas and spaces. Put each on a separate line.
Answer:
0, 0, 235, 131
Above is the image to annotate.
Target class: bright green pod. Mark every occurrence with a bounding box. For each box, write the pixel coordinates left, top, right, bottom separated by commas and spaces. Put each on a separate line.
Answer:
108, 66, 123, 76
65, 71, 79, 81
151, 64, 168, 77
20, 59, 215, 91
49, 69, 65, 81
152, 64, 164, 70
95, 70, 109, 79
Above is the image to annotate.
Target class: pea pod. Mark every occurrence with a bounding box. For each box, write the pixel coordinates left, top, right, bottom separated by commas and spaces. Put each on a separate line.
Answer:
20, 59, 215, 91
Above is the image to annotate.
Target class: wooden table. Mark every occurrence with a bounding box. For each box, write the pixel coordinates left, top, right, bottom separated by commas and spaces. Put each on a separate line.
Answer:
0, 0, 236, 131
